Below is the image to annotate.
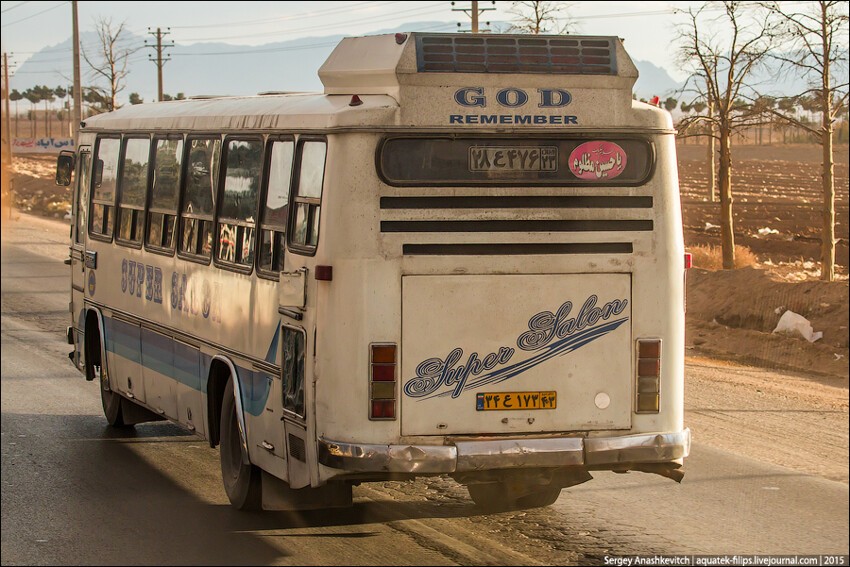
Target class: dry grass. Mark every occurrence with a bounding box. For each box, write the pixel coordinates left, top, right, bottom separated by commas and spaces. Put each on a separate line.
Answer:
688, 244, 759, 270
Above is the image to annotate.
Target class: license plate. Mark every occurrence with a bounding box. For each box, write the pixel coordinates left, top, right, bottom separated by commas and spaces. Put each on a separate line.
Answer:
476, 391, 557, 411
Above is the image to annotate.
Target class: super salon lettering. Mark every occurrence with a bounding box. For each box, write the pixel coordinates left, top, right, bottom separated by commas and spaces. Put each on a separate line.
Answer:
403, 294, 629, 400
517, 295, 628, 351
403, 347, 516, 400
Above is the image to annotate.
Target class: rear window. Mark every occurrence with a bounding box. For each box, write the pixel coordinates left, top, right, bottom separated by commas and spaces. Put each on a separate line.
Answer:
379, 137, 653, 186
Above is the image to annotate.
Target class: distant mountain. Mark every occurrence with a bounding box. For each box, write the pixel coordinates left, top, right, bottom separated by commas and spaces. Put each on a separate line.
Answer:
633, 60, 683, 101
13, 25, 830, 110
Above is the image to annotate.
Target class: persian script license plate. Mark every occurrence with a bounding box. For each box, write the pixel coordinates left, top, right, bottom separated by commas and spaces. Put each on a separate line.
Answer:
468, 146, 558, 172
476, 391, 557, 411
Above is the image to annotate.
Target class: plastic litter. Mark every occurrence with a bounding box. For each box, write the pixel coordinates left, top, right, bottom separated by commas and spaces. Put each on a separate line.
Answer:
772, 310, 823, 342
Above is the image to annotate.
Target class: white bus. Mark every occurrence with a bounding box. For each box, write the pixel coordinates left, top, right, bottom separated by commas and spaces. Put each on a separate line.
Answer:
57, 32, 690, 511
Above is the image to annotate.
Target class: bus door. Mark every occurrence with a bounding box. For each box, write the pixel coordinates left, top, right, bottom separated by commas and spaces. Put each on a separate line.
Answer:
69, 147, 91, 369
277, 137, 327, 489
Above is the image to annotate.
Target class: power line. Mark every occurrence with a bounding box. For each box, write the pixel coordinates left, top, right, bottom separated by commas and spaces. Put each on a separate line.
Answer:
1, 1, 31, 14
1, 1, 68, 28
172, 2, 446, 42
169, 0, 394, 30
171, 41, 341, 57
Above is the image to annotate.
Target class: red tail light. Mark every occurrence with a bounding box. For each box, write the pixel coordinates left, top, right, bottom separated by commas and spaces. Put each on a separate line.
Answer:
636, 339, 661, 413
370, 344, 396, 420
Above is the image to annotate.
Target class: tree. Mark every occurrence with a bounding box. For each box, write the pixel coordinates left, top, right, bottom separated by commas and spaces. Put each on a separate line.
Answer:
82, 18, 139, 112
751, 95, 777, 144
676, 2, 777, 269
508, 1, 578, 34
34, 85, 55, 138
129, 92, 144, 105
765, 1, 849, 280
664, 97, 678, 112
22, 88, 41, 137
54, 86, 68, 137
82, 87, 111, 115
9, 89, 23, 137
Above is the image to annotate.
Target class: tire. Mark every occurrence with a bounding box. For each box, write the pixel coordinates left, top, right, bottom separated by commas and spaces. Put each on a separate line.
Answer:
468, 482, 561, 511
87, 327, 125, 427
100, 378, 126, 427
516, 486, 561, 509
467, 482, 512, 511
220, 379, 262, 511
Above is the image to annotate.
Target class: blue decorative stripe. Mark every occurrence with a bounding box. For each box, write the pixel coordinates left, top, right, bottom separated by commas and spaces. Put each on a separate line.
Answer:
174, 341, 201, 390
101, 314, 272, 416
104, 317, 142, 364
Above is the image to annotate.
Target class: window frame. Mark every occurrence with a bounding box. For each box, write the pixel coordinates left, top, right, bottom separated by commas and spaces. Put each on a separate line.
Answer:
115, 134, 153, 249
177, 134, 222, 266
88, 135, 122, 243
73, 147, 92, 246
145, 133, 185, 256
286, 136, 327, 257
257, 135, 295, 279
213, 134, 265, 275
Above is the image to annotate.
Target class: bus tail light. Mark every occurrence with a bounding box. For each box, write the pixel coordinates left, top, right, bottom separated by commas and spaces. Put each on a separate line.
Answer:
636, 339, 661, 413
370, 344, 396, 420
684, 252, 692, 312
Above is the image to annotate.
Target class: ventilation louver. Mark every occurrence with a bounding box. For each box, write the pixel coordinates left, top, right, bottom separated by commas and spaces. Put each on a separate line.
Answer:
416, 34, 617, 75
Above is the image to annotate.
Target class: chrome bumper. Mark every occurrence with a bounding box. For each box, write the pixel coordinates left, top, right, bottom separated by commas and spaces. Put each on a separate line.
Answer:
318, 428, 691, 474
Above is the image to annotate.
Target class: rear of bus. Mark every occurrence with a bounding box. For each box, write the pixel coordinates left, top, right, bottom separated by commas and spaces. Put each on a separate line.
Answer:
312, 33, 690, 507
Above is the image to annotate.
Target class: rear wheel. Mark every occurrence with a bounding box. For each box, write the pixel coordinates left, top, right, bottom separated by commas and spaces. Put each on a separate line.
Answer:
87, 328, 125, 427
468, 482, 561, 511
515, 486, 561, 509
220, 379, 262, 511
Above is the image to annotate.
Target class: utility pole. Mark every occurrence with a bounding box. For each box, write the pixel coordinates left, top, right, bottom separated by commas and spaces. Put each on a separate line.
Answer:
452, 1, 496, 33
2, 52, 13, 166
71, 0, 82, 143
146, 27, 173, 102
2, 51, 13, 218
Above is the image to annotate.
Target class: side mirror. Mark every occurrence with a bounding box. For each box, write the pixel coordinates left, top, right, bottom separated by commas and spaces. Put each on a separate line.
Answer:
93, 159, 104, 188
55, 151, 75, 186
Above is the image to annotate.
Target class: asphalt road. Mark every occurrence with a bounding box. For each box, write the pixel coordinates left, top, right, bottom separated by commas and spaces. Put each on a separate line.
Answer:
2, 213, 848, 565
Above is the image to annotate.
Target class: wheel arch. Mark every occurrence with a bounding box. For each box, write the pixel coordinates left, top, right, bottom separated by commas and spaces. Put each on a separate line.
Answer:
206, 355, 250, 465
83, 307, 109, 384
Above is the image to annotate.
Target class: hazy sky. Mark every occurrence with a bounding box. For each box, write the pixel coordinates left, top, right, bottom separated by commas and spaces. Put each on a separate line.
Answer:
1, 1, 703, 79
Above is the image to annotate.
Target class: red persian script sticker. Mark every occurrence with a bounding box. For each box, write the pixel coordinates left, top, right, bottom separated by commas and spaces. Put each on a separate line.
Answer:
568, 141, 627, 180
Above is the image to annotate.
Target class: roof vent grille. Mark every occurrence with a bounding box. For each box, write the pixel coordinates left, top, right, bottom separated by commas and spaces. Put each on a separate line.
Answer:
415, 34, 617, 75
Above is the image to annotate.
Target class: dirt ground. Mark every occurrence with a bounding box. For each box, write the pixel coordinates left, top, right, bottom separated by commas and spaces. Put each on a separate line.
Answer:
3, 145, 849, 381
678, 142, 850, 271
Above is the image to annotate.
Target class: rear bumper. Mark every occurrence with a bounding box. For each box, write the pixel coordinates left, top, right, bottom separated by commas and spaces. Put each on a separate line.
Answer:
318, 428, 691, 474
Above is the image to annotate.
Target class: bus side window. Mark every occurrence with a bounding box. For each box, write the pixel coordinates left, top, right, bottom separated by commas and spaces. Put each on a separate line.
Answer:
288, 139, 326, 254
75, 152, 91, 245
90, 137, 121, 239
216, 138, 263, 269
147, 136, 183, 252
179, 138, 220, 260
282, 326, 306, 418
116, 137, 151, 246
258, 138, 293, 275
